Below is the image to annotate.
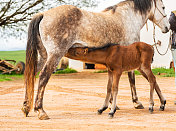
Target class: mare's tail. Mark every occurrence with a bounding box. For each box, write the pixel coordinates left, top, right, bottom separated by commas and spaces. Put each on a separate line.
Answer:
24, 14, 43, 112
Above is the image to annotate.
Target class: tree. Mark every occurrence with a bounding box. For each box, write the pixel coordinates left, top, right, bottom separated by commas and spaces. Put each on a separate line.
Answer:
0, 0, 98, 37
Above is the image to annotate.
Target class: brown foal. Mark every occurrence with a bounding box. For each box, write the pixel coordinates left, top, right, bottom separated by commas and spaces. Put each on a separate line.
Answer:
66, 42, 166, 118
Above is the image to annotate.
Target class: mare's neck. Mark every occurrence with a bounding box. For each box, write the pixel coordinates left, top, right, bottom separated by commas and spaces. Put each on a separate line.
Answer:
114, 2, 150, 44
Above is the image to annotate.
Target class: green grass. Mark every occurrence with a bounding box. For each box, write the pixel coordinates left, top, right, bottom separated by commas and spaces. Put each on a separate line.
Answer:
54, 68, 77, 74
0, 50, 26, 81
0, 50, 25, 64
0, 74, 23, 82
135, 67, 175, 77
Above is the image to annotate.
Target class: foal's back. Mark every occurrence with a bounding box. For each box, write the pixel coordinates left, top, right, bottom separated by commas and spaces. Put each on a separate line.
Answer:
107, 42, 153, 72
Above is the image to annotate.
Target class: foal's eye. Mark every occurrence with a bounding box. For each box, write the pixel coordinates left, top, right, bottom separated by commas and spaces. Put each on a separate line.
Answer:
162, 7, 165, 10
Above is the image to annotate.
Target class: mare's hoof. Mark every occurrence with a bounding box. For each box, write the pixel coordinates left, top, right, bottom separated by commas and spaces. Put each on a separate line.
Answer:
134, 103, 144, 109
108, 113, 114, 119
38, 113, 50, 120
149, 107, 154, 114
21, 107, 29, 117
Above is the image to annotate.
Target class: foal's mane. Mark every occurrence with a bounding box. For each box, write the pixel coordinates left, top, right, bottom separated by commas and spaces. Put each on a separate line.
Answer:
84, 43, 118, 52
103, 0, 154, 14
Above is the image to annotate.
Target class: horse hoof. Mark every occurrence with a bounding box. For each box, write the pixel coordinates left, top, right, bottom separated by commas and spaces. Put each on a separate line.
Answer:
149, 107, 154, 114
159, 106, 165, 111
159, 100, 166, 111
21, 107, 29, 117
38, 113, 50, 120
108, 113, 114, 119
97, 109, 103, 115
134, 103, 144, 109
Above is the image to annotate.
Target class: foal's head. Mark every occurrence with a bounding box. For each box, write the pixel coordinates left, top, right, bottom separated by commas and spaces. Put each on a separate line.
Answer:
66, 47, 88, 59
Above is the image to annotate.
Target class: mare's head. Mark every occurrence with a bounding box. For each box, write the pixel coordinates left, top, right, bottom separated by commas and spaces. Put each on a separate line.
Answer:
147, 0, 170, 33
103, 0, 170, 33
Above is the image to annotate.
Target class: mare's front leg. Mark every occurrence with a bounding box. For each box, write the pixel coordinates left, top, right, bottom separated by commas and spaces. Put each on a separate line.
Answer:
97, 70, 112, 114
128, 71, 144, 109
109, 71, 121, 118
34, 53, 62, 120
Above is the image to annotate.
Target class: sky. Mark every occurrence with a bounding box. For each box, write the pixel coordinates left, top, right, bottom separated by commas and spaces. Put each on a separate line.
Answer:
0, 0, 175, 67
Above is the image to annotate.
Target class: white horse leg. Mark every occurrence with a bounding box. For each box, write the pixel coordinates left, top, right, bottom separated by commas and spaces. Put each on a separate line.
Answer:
34, 52, 64, 120
128, 71, 144, 109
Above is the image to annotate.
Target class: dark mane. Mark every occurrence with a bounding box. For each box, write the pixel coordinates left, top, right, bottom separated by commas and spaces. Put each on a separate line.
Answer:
103, 0, 153, 14
132, 0, 153, 14
84, 43, 118, 52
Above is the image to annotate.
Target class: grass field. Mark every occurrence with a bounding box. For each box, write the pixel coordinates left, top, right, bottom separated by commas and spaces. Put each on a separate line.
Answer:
0, 50, 25, 64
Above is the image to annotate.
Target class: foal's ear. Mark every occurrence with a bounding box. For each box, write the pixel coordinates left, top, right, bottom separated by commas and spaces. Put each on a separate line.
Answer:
84, 48, 88, 55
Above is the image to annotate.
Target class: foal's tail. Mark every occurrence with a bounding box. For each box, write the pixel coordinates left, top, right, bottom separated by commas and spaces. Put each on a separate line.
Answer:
24, 13, 43, 111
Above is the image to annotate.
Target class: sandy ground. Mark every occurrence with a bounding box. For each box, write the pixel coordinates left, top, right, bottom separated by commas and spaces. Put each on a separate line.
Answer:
0, 71, 176, 130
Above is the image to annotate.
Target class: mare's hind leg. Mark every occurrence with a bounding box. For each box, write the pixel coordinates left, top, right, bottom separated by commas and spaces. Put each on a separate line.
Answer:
22, 46, 47, 117
128, 71, 144, 109
138, 69, 166, 111
34, 53, 63, 120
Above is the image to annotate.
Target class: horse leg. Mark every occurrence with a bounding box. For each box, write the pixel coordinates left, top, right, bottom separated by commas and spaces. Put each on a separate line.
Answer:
34, 53, 63, 120
109, 93, 120, 110
138, 69, 166, 111
128, 71, 144, 109
139, 67, 156, 113
108, 71, 121, 118
98, 70, 113, 115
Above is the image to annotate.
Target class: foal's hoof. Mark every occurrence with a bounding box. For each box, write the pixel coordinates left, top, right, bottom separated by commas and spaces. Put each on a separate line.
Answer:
108, 113, 114, 119
134, 103, 144, 109
159, 100, 166, 111
21, 106, 29, 117
149, 107, 154, 114
97, 109, 103, 115
159, 106, 165, 111
97, 107, 108, 115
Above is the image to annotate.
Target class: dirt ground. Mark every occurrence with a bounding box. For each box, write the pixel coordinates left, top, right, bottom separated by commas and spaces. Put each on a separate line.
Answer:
0, 71, 176, 130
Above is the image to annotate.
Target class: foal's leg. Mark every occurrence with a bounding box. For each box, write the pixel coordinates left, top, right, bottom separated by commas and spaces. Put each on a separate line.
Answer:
98, 70, 113, 114
109, 71, 121, 118
128, 71, 144, 109
34, 53, 63, 120
138, 69, 166, 111
140, 66, 160, 113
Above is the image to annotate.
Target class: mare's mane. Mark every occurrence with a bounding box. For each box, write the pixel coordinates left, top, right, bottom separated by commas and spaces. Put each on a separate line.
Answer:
84, 43, 119, 52
103, 0, 154, 14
